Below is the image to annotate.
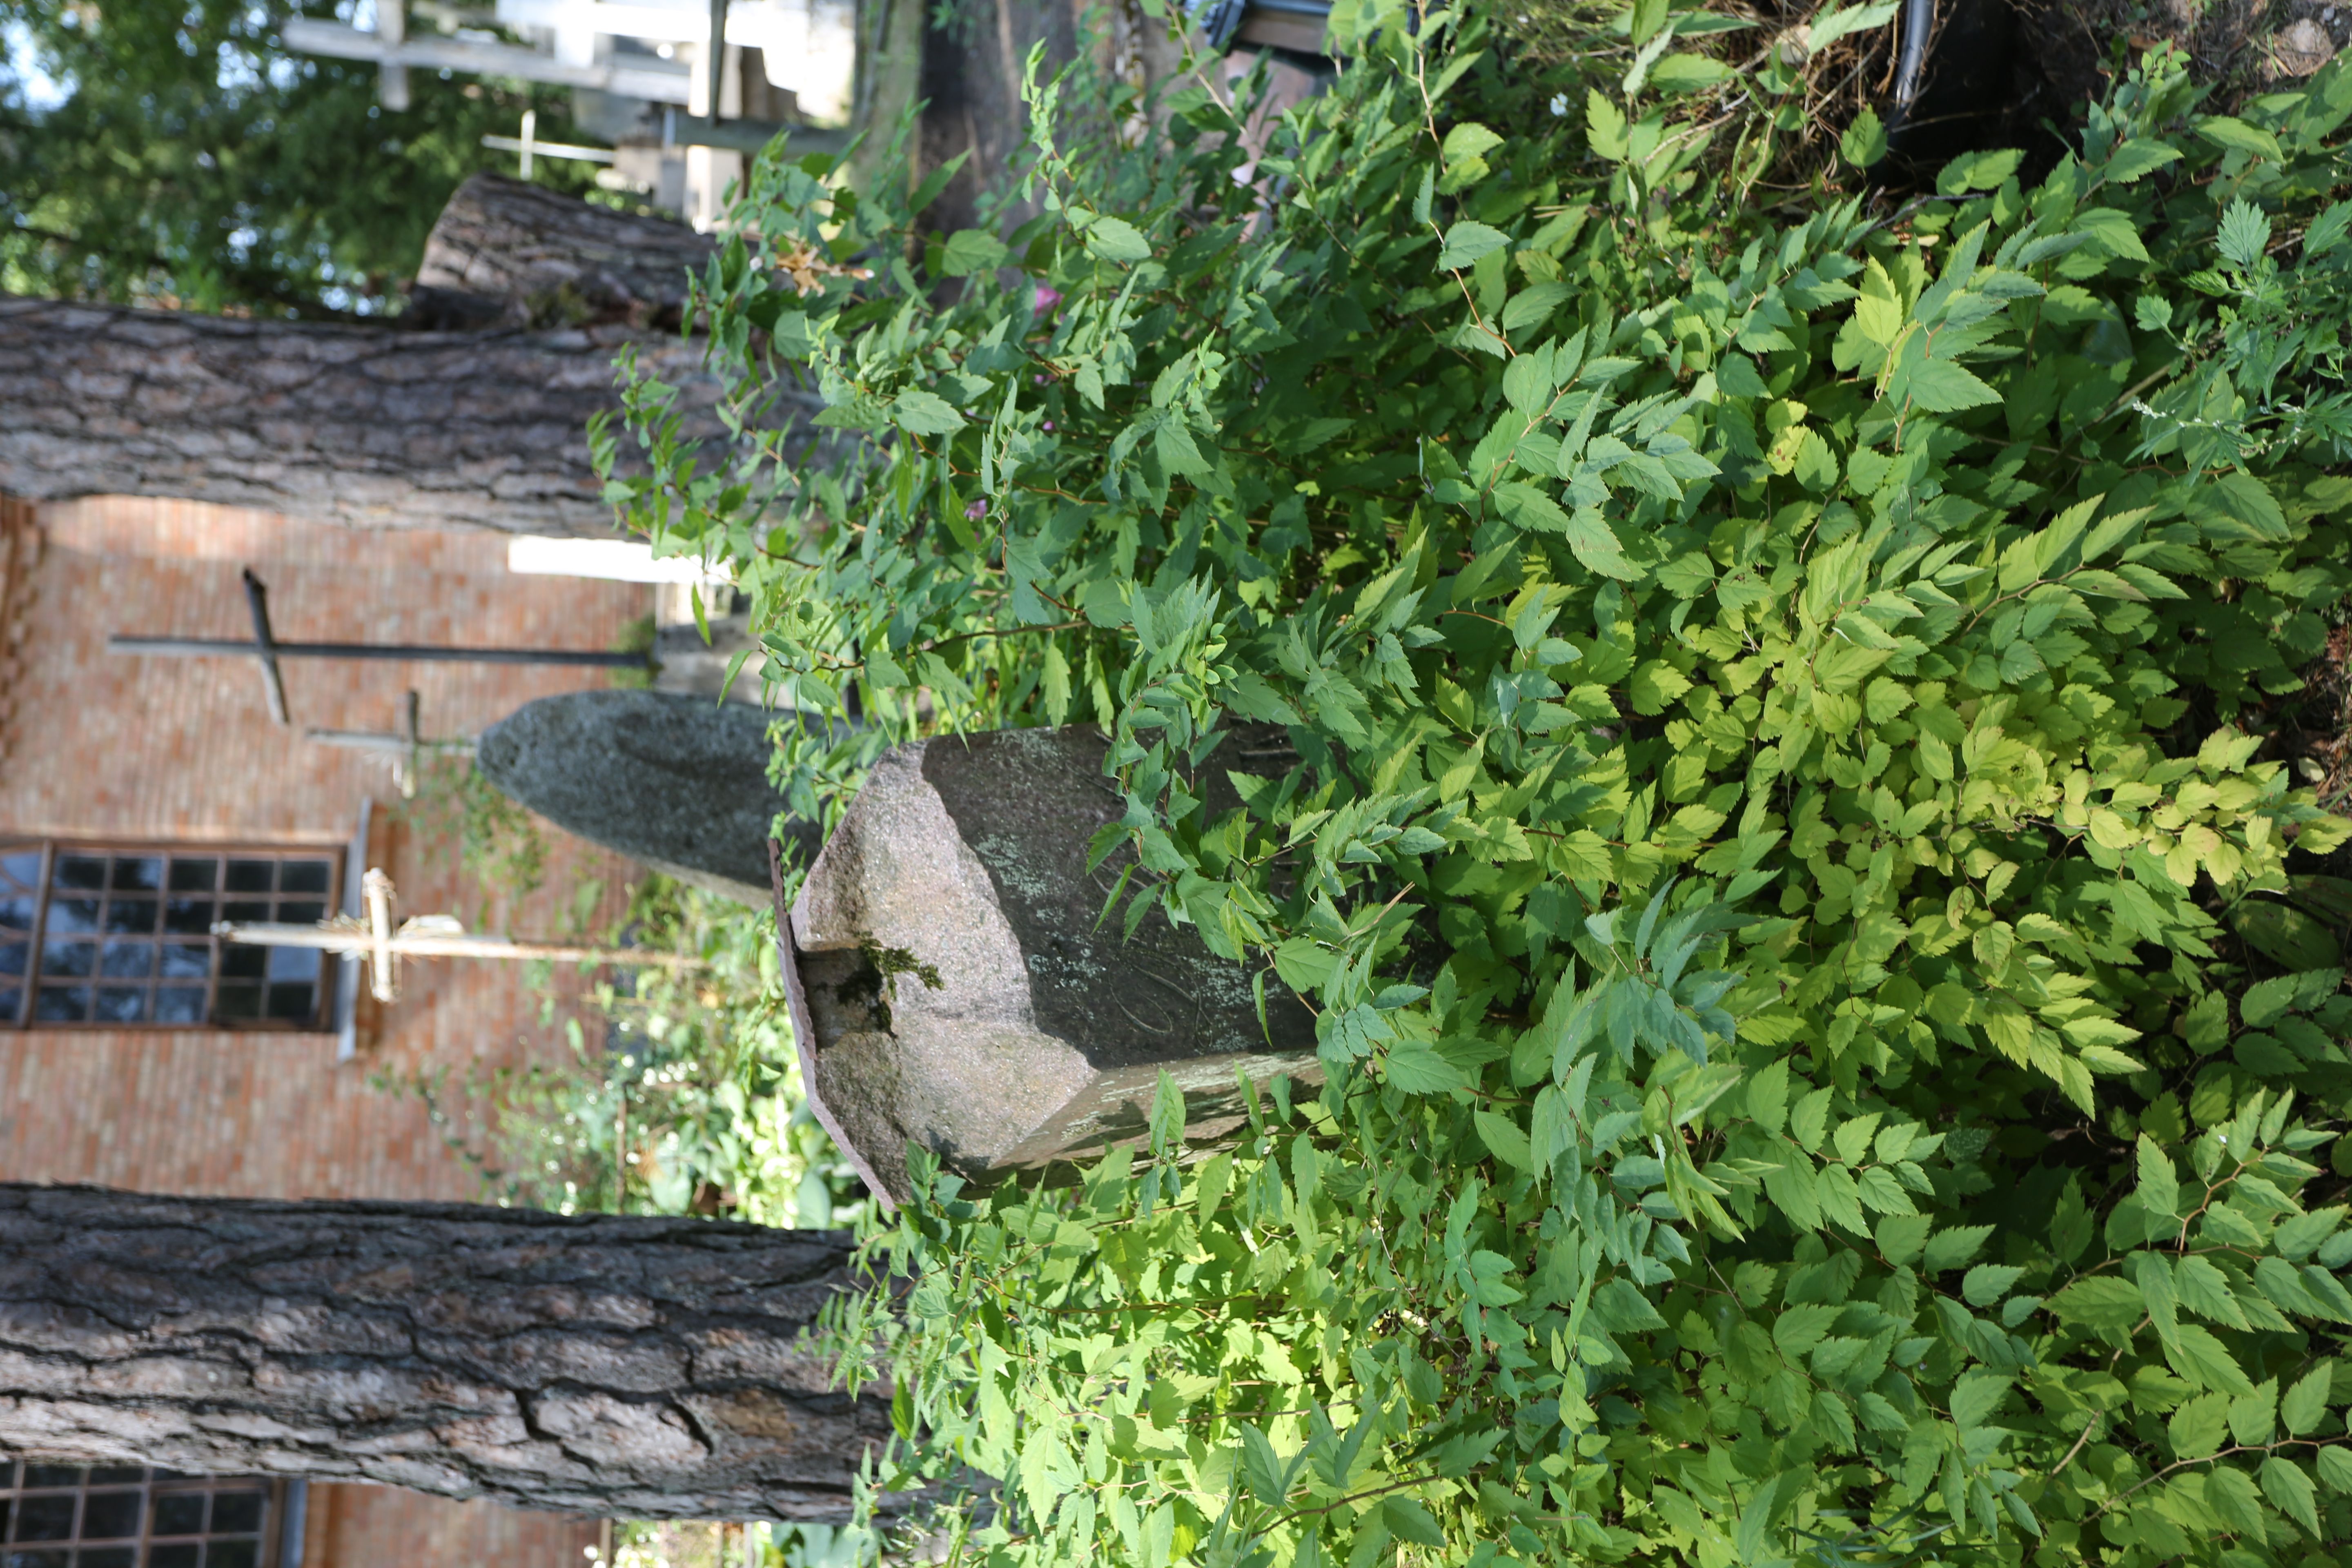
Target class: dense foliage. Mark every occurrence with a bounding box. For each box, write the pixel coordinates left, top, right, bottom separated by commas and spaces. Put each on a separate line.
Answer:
385, 872, 870, 1230
608, 5, 2352, 1565
0, 0, 593, 316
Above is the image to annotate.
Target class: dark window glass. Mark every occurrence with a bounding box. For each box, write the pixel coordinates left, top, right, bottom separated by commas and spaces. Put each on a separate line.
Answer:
39, 942, 93, 978
8, 843, 333, 1029
94, 988, 146, 1024
79, 1491, 138, 1539
151, 1493, 206, 1535
207, 1541, 259, 1568
154, 988, 207, 1024
207, 1493, 263, 1535
80, 1550, 136, 1568
3, 1550, 68, 1568
158, 944, 209, 979
45, 901, 97, 935
31, 987, 88, 1022
265, 984, 316, 1020
85, 1470, 143, 1487
14, 1494, 74, 1539
163, 900, 214, 937
148, 1548, 201, 1568
265, 947, 319, 983
103, 900, 158, 935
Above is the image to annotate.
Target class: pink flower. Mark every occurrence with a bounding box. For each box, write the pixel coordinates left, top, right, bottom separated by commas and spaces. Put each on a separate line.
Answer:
1041, 421, 1054, 432
964, 499, 989, 521
1033, 285, 1063, 313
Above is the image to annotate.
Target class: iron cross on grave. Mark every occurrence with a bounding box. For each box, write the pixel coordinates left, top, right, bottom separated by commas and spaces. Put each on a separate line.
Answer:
109, 568, 654, 728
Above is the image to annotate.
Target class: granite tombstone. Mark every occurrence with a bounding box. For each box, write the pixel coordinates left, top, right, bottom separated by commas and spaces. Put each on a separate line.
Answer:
776, 725, 1321, 1206
476, 688, 820, 906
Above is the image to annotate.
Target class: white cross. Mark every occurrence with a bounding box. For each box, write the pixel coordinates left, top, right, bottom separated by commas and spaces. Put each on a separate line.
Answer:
213, 869, 706, 1004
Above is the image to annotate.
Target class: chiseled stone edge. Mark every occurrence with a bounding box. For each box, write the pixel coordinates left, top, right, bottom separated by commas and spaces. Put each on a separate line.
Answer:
770, 833, 897, 1213
768, 732, 1325, 1206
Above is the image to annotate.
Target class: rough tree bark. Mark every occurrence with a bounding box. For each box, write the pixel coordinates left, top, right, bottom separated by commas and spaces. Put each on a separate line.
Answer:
0, 1185, 896, 1522
915, 0, 1086, 238
409, 174, 718, 332
0, 295, 801, 535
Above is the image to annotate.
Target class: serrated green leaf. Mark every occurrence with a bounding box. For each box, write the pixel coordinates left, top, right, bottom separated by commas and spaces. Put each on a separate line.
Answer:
1380, 1496, 1446, 1547
2206, 1464, 2266, 1534
1924, 1224, 1994, 1272
1385, 1042, 1467, 1095
1438, 221, 1509, 270
1963, 1263, 2025, 1307
941, 229, 1010, 276
2051, 1275, 2146, 1335
1475, 1108, 1534, 1170
1898, 356, 2001, 413
1084, 215, 1152, 263
2262, 1456, 2322, 1537
892, 388, 968, 437
2165, 1323, 2256, 1394
1841, 105, 1887, 167
2282, 1366, 2333, 1435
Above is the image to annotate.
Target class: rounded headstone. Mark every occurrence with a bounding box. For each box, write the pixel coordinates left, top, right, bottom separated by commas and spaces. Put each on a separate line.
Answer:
477, 689, 818, 906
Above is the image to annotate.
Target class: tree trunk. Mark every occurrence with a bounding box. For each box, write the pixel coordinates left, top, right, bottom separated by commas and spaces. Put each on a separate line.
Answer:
915, 0, 1087, 238
0, 1185, 896, 1523
409, 174, 719, 332
0, 296, 793, 535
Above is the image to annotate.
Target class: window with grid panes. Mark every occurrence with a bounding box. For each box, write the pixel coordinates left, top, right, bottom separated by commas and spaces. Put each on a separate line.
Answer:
0, 844, 339, 1029
0, 1463, 285, 1568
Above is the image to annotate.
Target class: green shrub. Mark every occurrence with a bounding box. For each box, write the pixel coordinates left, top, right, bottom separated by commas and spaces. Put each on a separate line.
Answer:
606, 5, 2352, 1564
385, 874, 869, 1228
401, 750, 551, 907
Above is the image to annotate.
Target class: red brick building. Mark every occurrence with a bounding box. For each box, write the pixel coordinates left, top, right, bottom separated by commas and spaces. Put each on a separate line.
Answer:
0, 492, 657, 1567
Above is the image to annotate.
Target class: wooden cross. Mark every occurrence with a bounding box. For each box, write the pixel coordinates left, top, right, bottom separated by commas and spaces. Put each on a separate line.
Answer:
481, 109, 623, 178
213, 869, 704, 1005
280, 12, 695, 103
279, 5, 811, 152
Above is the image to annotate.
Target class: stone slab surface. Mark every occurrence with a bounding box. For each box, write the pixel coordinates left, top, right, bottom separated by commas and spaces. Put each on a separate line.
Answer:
477, 689, 819, 905
774, 725, 1319, 1205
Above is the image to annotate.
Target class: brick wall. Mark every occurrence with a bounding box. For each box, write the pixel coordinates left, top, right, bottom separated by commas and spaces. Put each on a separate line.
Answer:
297, 1475, 604, 1568
0, 496, 653, 1567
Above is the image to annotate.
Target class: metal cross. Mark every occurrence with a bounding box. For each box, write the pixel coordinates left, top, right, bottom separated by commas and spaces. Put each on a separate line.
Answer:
305, 690, 476, 799
111, 568, 653, 726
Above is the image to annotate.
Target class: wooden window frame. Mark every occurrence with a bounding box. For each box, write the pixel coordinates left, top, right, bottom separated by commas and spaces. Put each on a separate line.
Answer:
0, 841, 341, 1032
0, 1461, 294, 1568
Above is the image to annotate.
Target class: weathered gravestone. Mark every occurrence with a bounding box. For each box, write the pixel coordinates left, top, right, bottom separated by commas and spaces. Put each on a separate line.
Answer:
477, 689, 821, 906
775, 726, 1321, 1206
